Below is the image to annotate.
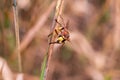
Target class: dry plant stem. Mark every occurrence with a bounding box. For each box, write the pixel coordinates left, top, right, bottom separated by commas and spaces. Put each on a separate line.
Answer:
18, 1, 56, 52
12, 0, 22, 72
45, 0, 64, 80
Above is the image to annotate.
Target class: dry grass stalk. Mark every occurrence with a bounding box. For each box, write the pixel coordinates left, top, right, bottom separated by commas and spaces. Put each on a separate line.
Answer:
12, 0, 22, 72
45, 0, 64, 80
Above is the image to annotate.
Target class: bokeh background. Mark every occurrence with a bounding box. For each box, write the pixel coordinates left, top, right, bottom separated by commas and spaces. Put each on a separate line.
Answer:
0, 0, 120, 80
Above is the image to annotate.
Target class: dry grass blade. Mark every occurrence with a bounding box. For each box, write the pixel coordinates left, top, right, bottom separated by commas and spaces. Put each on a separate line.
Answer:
45, 0, 64, 80
12, 0, 22, 72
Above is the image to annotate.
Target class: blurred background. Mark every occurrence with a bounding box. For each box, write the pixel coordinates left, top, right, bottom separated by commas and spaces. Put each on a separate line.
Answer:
0, 0, 120, 80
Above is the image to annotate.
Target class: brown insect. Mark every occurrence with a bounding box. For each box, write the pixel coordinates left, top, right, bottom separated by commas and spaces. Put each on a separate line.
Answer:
49, 16, 70, 44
